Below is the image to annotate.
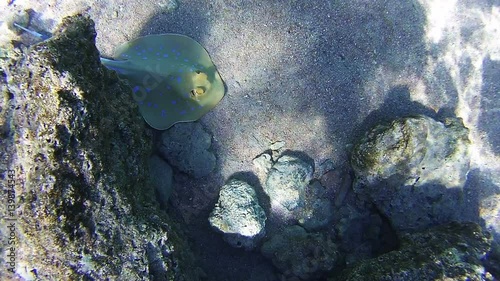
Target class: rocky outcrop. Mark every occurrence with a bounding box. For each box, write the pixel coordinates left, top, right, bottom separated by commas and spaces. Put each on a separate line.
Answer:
351, 115, 471, 231
0, 15, 199, 280
334, 222, 493, 281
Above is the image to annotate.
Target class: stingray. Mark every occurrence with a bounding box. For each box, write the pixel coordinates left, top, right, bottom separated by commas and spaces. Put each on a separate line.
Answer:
100, 34, 225, 130
12, 23, 225, 130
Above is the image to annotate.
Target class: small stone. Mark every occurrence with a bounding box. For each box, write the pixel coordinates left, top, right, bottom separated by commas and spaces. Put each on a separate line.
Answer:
269, 140, 285, 151
158, 0, 178, 12
252, 152, 273, 174
264, 154, 313, 217
209, 179, 267, 250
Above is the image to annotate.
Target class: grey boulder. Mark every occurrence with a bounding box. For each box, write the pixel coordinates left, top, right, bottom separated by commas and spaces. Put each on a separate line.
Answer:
265, 155, 314, 218
158, 122, 216, 178
209, 179, 267, 250
351, 115, 471, 231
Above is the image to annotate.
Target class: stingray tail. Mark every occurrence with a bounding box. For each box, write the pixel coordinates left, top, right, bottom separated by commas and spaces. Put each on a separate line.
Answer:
12, 23, 51, 40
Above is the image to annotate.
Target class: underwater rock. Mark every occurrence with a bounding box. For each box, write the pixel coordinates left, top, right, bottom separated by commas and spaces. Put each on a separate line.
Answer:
0, 15, 199, 280
208, 179, 267, 250
261, 225, 340, 280
158, 122, 216, 178
264, 154, 333, 228
298, 180, 333, 231
252, 152, 273, 178
334, 222, 494, 281
158, 0, 179, 11
269, 140, 286, 151
265, 154, 314, 218
149, 154, 173, 209
334, 204, 392, 266
351, 115, 471, 231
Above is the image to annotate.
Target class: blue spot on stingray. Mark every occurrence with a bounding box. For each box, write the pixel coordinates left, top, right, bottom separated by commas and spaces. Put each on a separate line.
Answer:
180, 110, 187, 115
148, 47, 152, 51
137, 101, 144, 105
190, 107, 195, 111
156, 52, 160, 56
142, 57, 148, 60
146, 88, 152, 92
133, 86, 140, 93
161, 110, 167, 117
177, 77, 182, 83
154, 104, 158, 108
166, 85, 172, 90
163, 54, 169, 58
147, 102, 152, 107
171, 100, 177, 105
184, 59, 189, 62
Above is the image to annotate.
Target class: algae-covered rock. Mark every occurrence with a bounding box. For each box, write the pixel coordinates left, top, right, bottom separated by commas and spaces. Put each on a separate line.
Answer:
351, 115, 471, 231
352, 115, 469, 187
158, 122, 216, 178
208, 179, 267, 250
265, 154, 314, 218
261, 225, 340, 280
0, 15, 200, 280
333, 222, 494, 281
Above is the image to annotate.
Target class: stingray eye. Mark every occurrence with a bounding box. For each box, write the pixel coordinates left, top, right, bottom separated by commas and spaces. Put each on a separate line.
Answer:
190, 87, 205, 99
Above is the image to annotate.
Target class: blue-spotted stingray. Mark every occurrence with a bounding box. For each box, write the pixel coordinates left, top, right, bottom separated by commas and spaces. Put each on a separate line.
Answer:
100, 34, 225, 130
12, 23, 225, 130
